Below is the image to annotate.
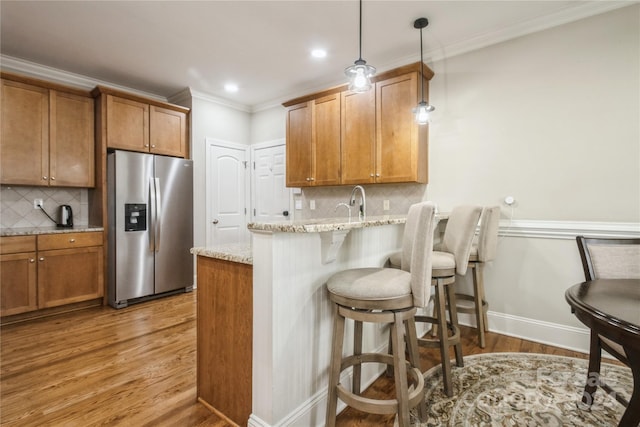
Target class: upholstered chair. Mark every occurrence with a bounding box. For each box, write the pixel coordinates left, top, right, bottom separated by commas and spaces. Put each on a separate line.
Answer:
325, 202, 436, 427
414, 205, 482, 396
575, 236, 640, 409
454, 205, 500, 348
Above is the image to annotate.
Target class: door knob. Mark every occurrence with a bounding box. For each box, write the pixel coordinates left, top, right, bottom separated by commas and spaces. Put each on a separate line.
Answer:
212, 219, 219, 224
283, 210, 289, 217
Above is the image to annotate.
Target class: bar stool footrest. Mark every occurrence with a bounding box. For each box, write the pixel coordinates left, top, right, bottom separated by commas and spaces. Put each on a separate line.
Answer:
337, 352, 424, 415
454, 293, 488, 314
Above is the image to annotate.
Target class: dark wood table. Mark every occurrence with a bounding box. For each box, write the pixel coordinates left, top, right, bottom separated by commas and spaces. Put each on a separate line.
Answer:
565, 279, 640, 427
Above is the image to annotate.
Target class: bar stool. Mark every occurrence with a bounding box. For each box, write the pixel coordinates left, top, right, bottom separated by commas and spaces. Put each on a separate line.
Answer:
455, 206, 500, 348
325, 202, 436, 427
390, 205, 482, 397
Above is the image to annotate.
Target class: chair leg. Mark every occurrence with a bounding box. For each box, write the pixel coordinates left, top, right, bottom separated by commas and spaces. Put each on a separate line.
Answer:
326, 304, 345, 427
391, 312, 410, 427
445, 282, 464, 367
471, 265, 486, 348
581, 330, 602, 407
434, 280, 453, 397
353, 319, 363, 395
405, 316, 427, 422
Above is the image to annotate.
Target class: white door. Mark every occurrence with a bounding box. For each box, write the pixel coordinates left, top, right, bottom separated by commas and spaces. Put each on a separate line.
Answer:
252, 141, 291, 222
206, 139, 249, 246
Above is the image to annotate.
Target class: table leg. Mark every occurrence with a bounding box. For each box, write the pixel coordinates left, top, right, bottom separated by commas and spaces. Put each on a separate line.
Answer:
618, 348, 640, 427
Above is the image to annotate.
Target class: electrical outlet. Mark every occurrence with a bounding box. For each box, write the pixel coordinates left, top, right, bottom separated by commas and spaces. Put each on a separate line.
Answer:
310, 200, 316, 210
33, 199, 43, 209
383, 200, 390, 211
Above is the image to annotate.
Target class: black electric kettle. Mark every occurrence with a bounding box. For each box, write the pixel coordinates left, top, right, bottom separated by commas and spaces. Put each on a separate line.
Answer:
58, 205, 73, 228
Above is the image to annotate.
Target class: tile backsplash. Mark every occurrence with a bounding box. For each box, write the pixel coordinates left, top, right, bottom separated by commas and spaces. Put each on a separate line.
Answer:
1, 186, 89, 228
294, 183, 428, 220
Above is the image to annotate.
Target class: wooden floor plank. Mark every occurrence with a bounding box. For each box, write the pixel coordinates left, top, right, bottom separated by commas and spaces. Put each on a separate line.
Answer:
1, 289, 589, 426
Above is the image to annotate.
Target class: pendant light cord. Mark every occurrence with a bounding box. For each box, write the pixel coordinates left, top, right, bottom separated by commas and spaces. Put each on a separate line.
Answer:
420, 26, 425, 103
358, 0, 363, 61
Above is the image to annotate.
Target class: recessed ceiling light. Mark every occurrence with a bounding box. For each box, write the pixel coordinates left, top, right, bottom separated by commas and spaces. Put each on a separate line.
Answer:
224, 83, 239, 93
311, 49, 327, 59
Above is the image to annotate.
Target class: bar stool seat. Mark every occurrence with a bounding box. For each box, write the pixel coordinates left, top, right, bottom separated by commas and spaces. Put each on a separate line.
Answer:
325, 202, 436, 427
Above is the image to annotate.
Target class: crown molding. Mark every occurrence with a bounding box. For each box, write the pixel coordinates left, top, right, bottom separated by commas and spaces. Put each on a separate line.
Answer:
1, 54, 168, 102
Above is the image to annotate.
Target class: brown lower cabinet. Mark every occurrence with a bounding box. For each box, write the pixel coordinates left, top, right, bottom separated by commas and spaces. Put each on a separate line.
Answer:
196, 255, 252, 426
0, 232, 104, 317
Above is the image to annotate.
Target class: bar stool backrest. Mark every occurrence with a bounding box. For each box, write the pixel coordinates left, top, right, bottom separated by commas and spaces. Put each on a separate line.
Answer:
402, 201, 436, 307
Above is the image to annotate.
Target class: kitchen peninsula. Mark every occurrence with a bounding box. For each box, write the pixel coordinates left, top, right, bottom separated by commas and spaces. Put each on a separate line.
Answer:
193, 215, 445, 427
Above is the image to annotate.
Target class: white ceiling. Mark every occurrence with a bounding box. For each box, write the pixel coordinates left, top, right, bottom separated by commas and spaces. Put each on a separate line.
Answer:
0, 1, 631, 110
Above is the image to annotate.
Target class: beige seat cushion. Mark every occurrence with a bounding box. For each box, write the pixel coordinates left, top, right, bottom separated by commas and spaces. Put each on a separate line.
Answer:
432, 251, 455, 270
327, 268, 411, 301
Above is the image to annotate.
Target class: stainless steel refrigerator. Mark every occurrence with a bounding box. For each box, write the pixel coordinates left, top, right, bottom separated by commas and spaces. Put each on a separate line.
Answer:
107, 150, 193, 308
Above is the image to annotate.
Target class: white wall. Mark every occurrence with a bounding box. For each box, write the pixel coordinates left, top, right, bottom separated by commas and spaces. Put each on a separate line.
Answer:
427, 5, 639, 222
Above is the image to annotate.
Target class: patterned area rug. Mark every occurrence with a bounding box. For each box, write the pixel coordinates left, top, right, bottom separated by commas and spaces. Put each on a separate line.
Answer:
414, 352, 632, 426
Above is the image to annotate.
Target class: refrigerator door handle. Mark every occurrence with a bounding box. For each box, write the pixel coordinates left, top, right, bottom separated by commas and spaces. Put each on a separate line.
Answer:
149, 176, 157, 252
154, 177, 162, 252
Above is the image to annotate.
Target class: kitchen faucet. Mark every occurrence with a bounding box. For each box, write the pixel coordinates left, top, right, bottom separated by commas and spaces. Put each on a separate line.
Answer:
349, 185, 366, 221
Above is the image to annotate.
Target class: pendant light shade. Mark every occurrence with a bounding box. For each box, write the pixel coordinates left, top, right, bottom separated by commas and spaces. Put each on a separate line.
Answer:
413, 17, 435, 124
345, 0, 375, 92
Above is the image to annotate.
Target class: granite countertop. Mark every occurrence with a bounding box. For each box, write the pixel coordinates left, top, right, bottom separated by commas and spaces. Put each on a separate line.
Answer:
191, 243, 252, 265
247, 215, 409, 233
1, 225, 105, 237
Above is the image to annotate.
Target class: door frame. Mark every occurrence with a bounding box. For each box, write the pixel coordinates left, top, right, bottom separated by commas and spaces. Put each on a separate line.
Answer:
250, 138, 292, 221
205, 138, 250, 246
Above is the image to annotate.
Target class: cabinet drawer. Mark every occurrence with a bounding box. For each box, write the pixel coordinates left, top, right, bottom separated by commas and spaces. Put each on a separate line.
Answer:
0, 236, 37, 254
38, 232, 103, 251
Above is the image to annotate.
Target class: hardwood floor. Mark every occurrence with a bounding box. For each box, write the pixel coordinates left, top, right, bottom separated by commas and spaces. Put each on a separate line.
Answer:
1, 291, 587, 426
1, 291, 228, 427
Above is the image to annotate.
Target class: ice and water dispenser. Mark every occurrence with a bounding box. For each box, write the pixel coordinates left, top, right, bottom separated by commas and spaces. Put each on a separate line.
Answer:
124, 203, 147, 232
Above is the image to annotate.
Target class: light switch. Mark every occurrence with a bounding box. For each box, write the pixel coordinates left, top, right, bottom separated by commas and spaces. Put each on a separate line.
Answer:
295, 200, 302, 210
383, 200, 390, 211
310, 200, 316, 210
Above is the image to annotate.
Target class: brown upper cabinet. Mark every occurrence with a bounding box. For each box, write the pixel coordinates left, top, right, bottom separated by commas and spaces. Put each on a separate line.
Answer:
1, 75, 95, 187
283, 62, 433, 187
93, 86, 189, 158
286, 93, 341, 187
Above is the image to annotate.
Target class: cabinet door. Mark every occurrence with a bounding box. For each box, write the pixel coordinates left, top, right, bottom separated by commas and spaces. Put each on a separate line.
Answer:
0, 79, 49, 186
0, 252, 38, 316
376, 72, 427, 183
313, 94, 341, 186
149, 105, 187, 158
37, 246, 104, 309
50, 91, 95, 187
286, 101, 313, 187
341, 90, 375, 185
106, 95, 149, 152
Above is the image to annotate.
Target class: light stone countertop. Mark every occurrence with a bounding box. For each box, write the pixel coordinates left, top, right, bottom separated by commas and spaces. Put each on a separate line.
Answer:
1, 225, 104, 237
191, 243, 252, 265
247, 215, 409, 233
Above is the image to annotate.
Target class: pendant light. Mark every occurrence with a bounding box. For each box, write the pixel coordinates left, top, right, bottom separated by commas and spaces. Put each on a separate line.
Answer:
345, 0, 375, 92
413, 17, 435, 125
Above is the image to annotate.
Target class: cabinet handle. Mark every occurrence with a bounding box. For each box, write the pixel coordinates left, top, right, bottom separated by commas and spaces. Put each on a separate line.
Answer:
29, 258, 35, 263
42, 176, 48, 180
69, 238, 76, 243
306, 177, 311, 181
144, 144, 149, 147
39, 257, 44, 262
376, 173, 380, 177
151, 145, 156, 148
370, 173, 374, 177
310, 177, 315, 181
51, 176, 55, 181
